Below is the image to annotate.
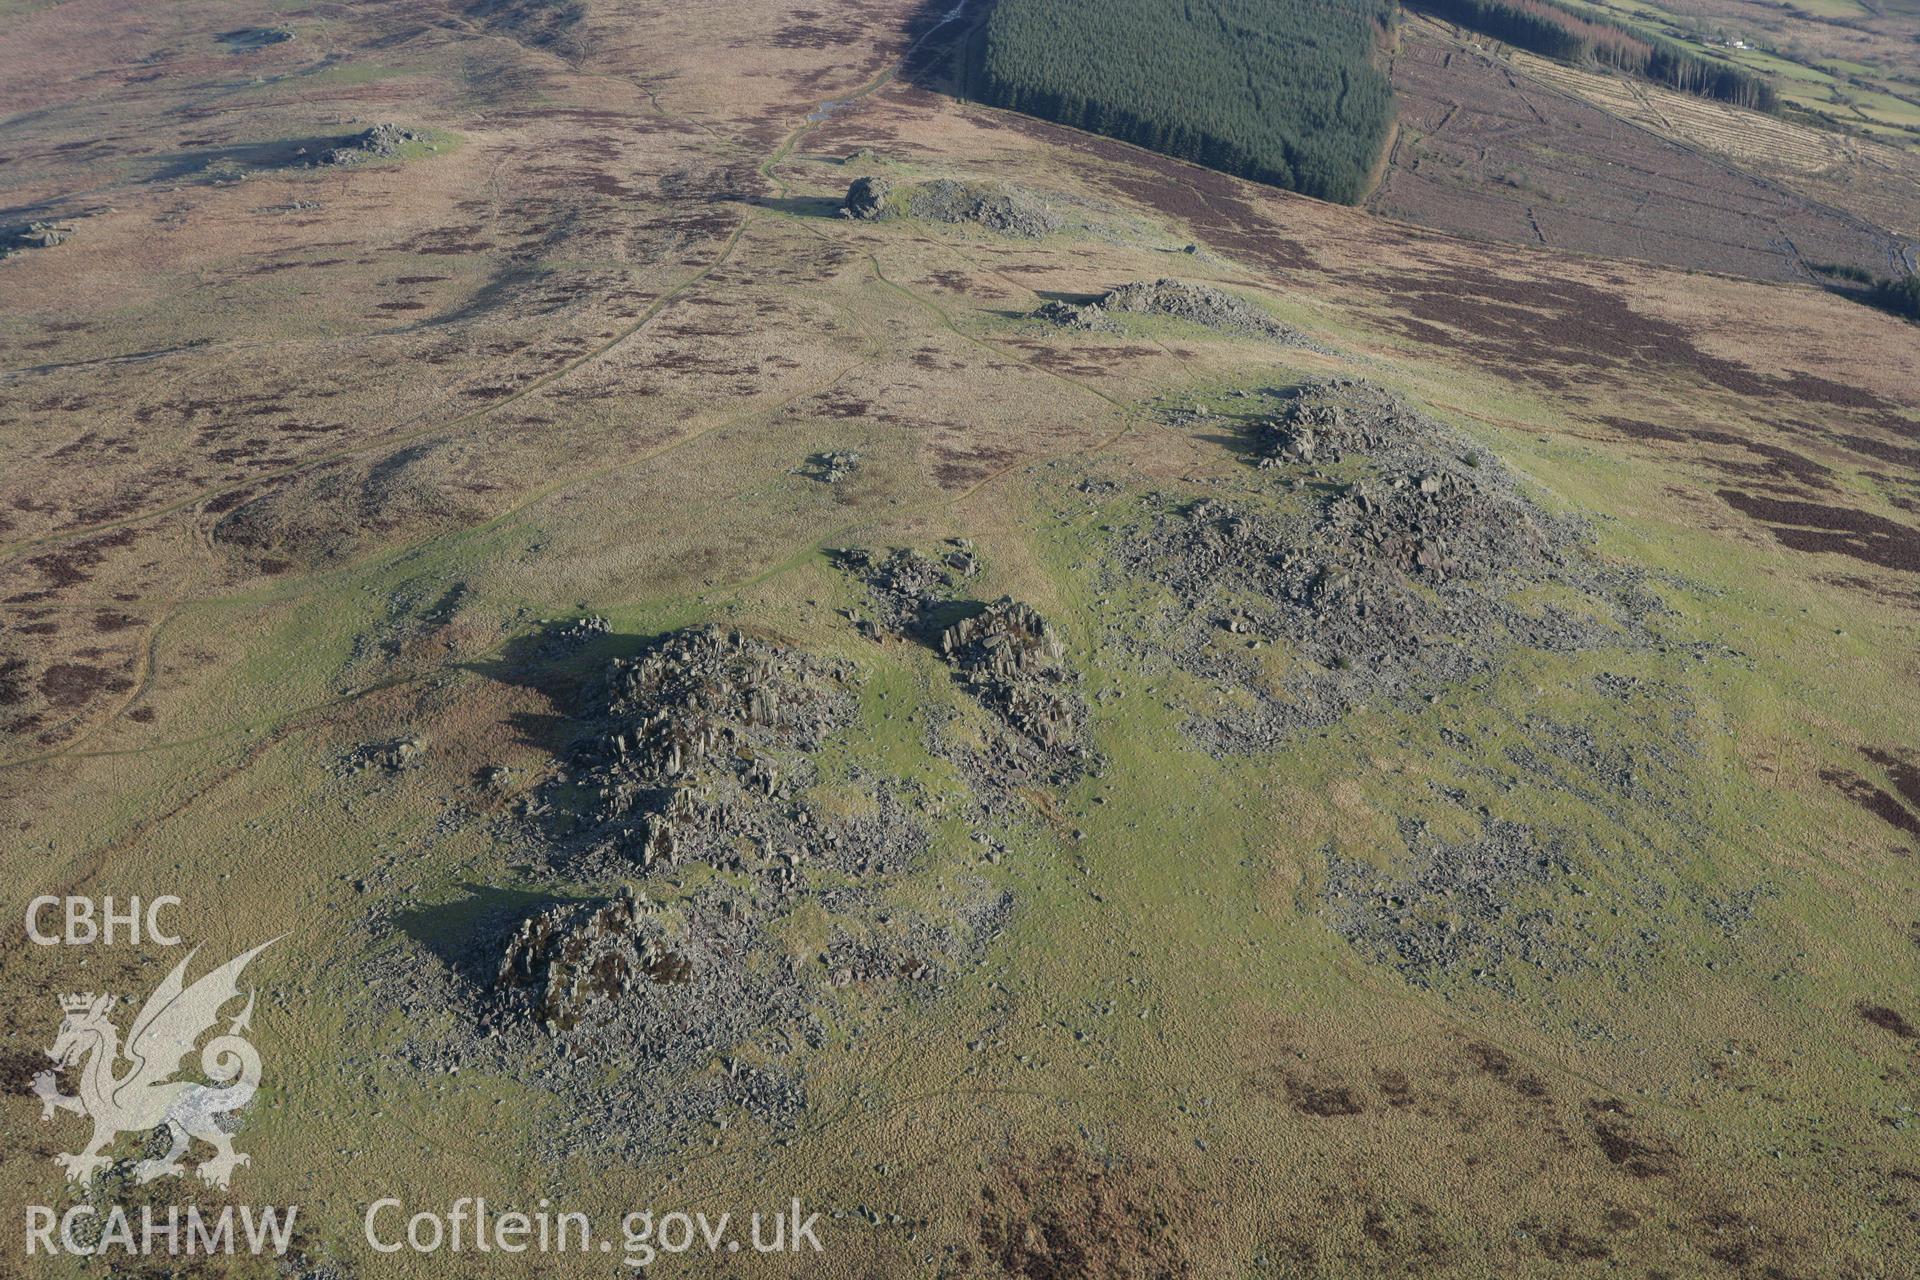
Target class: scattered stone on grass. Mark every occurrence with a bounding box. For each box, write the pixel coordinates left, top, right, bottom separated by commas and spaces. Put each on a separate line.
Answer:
834, 545, 969, 637
493, 884, 804, 1066
340, 736, 428, 775
1322, 816, 1583, 993
837, 548, 1091, 793
538, 613, 610, 656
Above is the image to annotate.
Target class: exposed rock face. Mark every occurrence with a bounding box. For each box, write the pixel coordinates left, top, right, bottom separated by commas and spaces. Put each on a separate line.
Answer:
1254, 379, 1553, 589
842, 177, 1060, 237
838, 548, 1090, 788
320, 123, 420, 165
1113, 379, 1659, 752
496, 887, 693, 1035
842, 175, 892, 220
1030, 298, 1120, 333
942, 598, 1063, 679
1, 221, 74, 259
600, 626, 845, 779
940, 598, 1084, 770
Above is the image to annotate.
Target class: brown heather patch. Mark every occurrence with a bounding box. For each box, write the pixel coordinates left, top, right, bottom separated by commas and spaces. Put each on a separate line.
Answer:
1718, 490, 1920, 575
1820, 767, 1920, 843
972, 1148, 1195, 1280
1861, 746, 1920, 812
1857, 1003, 1918, 1039
1584, 1099, 1681, 1180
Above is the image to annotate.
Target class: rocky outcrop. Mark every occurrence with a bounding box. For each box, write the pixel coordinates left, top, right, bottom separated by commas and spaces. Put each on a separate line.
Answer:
599, 627, 844, 777
1034, 278, 1327, 349
835, 545, 975, 635
487, 625, 967, 1071
941, 598, 1086, 769
566, 626, 862, 873
807, 450, 861, 483
1030, 299, 1120, 333
1113, 378, 1659, 752
838, 547, 1090, 788
842, 177, 1061, 237
842, 175, 892, 220
320, 123, 420, 165
1, 221, 74, 260
496, 887, 692, 1035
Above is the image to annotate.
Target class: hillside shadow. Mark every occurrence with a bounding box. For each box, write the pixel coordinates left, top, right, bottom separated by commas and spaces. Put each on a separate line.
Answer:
896, 0, 989, 99
748, 194, 845, 219
465, 624, 620, 752
1, 198, 70, 224
216, 27, 294, 51
392, 883, 582, 980
464, 621, 688, 752
1184, 383, 1311, 462
144, 135, 347, 183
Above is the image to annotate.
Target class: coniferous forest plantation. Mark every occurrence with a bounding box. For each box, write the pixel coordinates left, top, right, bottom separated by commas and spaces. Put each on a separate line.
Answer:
963, 0, 1787, 203
970, 0, 1398, 204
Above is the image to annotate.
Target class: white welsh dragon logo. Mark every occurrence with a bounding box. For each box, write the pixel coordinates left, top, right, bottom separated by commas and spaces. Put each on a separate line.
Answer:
33, 940, 276, 1188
